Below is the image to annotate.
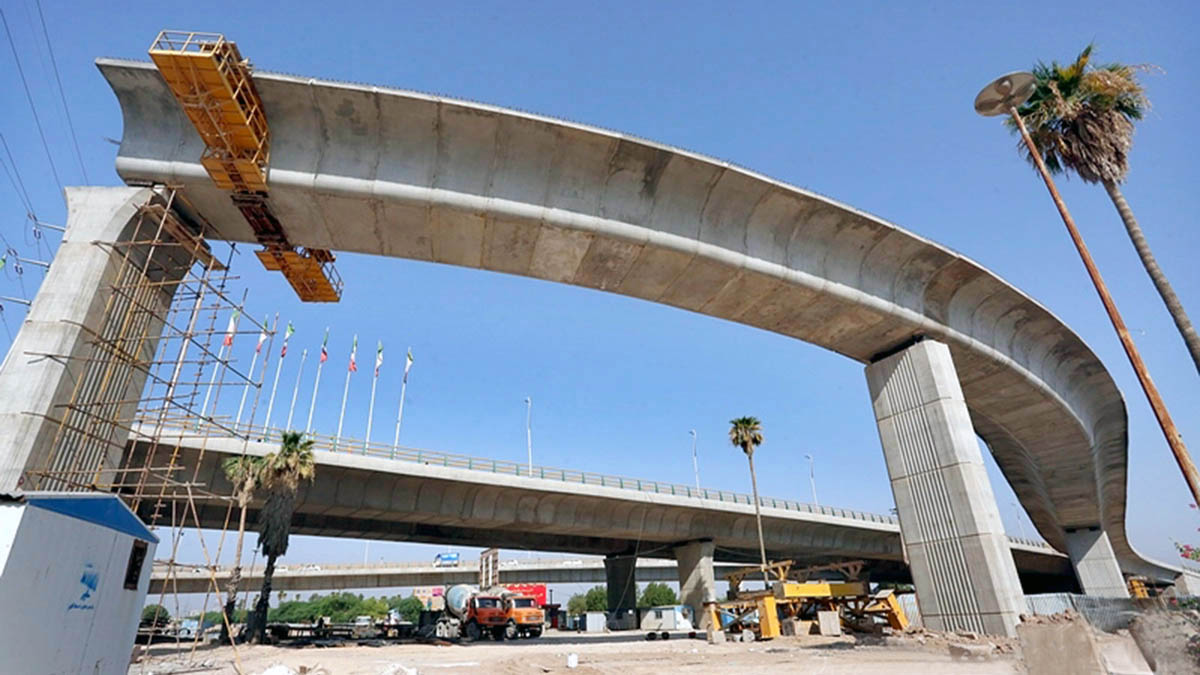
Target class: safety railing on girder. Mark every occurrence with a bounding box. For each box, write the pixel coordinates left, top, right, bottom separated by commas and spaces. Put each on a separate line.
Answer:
136, 415, 1054, 548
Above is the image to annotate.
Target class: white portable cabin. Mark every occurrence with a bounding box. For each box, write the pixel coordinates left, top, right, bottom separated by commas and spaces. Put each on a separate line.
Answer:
0, 492, 158, 674
640, 605, 696, 632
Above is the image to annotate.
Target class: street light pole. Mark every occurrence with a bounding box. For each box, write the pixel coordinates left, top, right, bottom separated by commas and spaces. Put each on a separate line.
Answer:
804, 454, 818, 506
525, 397, 533, 475
689, 430, 700, 491
975, 71, 1200, 508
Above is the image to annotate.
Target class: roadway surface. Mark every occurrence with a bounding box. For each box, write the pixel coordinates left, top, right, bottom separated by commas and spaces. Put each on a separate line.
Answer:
100, 57, 1173, 581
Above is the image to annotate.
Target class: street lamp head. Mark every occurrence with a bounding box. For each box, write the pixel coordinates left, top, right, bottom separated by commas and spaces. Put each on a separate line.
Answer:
804, 454, 813, 461
689, 429, 696, 438
974, 71, 1036, 117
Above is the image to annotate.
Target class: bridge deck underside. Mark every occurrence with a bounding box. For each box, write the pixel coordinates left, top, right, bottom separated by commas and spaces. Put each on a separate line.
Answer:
124, 439, 1072, 590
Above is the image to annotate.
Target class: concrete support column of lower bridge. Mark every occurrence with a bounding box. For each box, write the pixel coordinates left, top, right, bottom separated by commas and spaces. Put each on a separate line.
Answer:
604, 553, 638, 613
0, 187, 179, 492
1065, 528, 1130, 597
674, 539, 715, 629
865, 338, 1026, 637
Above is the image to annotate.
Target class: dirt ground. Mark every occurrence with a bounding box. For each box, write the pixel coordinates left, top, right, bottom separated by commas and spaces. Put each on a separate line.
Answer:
130, 630, 1025, 674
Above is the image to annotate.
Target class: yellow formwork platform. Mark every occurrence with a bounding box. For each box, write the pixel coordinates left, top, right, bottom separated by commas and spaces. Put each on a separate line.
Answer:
149, 30, 269, 192
255, 249, 343, 303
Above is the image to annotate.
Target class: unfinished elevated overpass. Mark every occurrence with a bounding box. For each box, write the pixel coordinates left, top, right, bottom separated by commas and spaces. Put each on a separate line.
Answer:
0, 52, 1185, 638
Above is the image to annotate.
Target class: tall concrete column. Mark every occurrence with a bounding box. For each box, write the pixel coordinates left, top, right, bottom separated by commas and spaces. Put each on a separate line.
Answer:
866, 338, 1025, 637
1065, 528, 1129, 597
674, 539, 715, 629
0, 187, 178, 491
604, 553, 637, 613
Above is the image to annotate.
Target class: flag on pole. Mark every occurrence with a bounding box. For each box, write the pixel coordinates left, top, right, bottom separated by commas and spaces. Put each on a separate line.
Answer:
403, 348, 414, 383
222, 309, 241, 347
281, 321, 295, 357
255, 315, 269, 354
320, 328, 329, 363
374, 341, 384, 377
348, 335, 358, 373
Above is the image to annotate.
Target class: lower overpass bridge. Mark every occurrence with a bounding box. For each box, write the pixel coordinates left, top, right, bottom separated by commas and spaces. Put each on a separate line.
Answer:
124, 422, 1075, 614
150, 557, 749, 595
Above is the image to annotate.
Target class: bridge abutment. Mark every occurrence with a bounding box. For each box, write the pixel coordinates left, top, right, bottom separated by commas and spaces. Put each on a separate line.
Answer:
673, 539, 715, 629
604, 553, 638, 614
1065, 528, 1129, 597
0, 187, 181, 492
865, 339, 1025, 637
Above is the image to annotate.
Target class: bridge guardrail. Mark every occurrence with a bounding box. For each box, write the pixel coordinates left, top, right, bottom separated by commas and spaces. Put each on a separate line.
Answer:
134, 416, 1051, 548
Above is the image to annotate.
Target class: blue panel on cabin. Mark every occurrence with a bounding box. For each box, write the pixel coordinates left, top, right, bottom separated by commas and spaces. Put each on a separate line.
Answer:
24, 495, 158, 543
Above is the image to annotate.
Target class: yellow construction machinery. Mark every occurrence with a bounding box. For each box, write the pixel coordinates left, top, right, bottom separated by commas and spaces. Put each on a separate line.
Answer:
710, 559, 909, 640
149, 30, 342, 302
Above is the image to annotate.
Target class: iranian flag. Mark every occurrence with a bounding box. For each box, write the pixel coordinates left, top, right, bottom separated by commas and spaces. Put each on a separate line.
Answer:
374, 341, 384, 377
403, 348, 414, 383
222, 309, 240, 347
255, 316, 269, 354
348, 335, 358, 373
281, 321, 294, 357
319, 328, 329, 363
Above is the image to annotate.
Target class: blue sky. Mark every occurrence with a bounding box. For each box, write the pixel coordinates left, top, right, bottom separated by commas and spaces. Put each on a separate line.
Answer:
2, 1, 1198, 594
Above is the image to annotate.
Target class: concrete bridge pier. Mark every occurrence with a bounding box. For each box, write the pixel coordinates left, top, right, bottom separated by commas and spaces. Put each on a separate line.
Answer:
1065, 528, 1130, 597
604, 553, 638, 614
866, 338, 1026, 637
674, 539, 716, 629
0, 187, 181, 492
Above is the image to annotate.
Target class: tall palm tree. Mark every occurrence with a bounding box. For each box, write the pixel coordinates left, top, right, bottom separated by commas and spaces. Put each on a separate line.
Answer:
729, 416, 769, 586
250, 431, 315, 642
220, 454, 263, 643
1009, 45, 1200, 375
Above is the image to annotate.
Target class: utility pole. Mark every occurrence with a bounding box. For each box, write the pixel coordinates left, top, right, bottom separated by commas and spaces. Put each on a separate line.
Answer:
976, 71, 1200, 508
525, 397, 533, 475
689, 430, 700, 491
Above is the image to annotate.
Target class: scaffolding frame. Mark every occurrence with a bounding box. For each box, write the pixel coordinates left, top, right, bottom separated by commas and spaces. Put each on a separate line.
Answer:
23, 185, 278, 672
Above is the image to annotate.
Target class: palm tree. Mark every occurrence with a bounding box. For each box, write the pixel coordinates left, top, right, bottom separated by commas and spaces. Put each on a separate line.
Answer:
250, 431, 315, 642
220, 454, 263, 643
1009, 45, 1200, 375
729, 416, 769, 586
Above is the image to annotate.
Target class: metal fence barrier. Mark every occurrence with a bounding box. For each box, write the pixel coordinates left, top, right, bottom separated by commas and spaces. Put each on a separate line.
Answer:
903, 593, 1145, 633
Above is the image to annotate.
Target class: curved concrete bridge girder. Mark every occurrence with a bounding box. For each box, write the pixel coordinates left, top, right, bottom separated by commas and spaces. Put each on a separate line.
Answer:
98, 59, 1153, 578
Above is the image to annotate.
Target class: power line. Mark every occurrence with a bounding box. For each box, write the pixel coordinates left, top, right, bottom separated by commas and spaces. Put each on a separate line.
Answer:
1, 7, 64, 195
34, 1, 87, 183
0, 133, 37, 220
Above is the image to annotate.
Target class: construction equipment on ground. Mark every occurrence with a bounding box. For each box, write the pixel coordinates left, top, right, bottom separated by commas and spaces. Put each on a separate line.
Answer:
424, 584, 544, 641
711, 559, 908, 640
149, 30, 342, 302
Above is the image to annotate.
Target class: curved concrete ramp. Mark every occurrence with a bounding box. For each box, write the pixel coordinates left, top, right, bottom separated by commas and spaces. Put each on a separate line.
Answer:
97, 58, 1167, 580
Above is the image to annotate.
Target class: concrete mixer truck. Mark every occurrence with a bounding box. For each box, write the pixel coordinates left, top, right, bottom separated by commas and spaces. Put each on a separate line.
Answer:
429, 584, 544, 640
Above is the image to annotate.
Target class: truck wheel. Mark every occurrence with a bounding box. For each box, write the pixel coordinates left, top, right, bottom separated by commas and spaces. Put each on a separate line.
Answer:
504, 621, 519, 640
465, 621, 481, 642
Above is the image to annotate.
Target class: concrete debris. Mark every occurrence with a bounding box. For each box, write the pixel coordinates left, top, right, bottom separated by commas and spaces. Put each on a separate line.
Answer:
948, 643, 992, 660
1128, 611, 1200, 674
1018, 610, 1108, 675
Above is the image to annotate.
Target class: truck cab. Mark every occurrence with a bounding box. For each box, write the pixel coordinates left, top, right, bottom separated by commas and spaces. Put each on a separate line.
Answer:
464, 595, 507, 640
503, 594, 545, 639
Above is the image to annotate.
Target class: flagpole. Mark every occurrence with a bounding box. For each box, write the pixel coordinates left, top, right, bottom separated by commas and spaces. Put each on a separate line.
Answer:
235, 314, 269, 429
286, 349, 307, 430
196, 341, 228, 429
335, 334, 356, 451
263, 321, 291, 438
392, 347, 412, 458
306, 328, 329, 434
365, 356, 379, 454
